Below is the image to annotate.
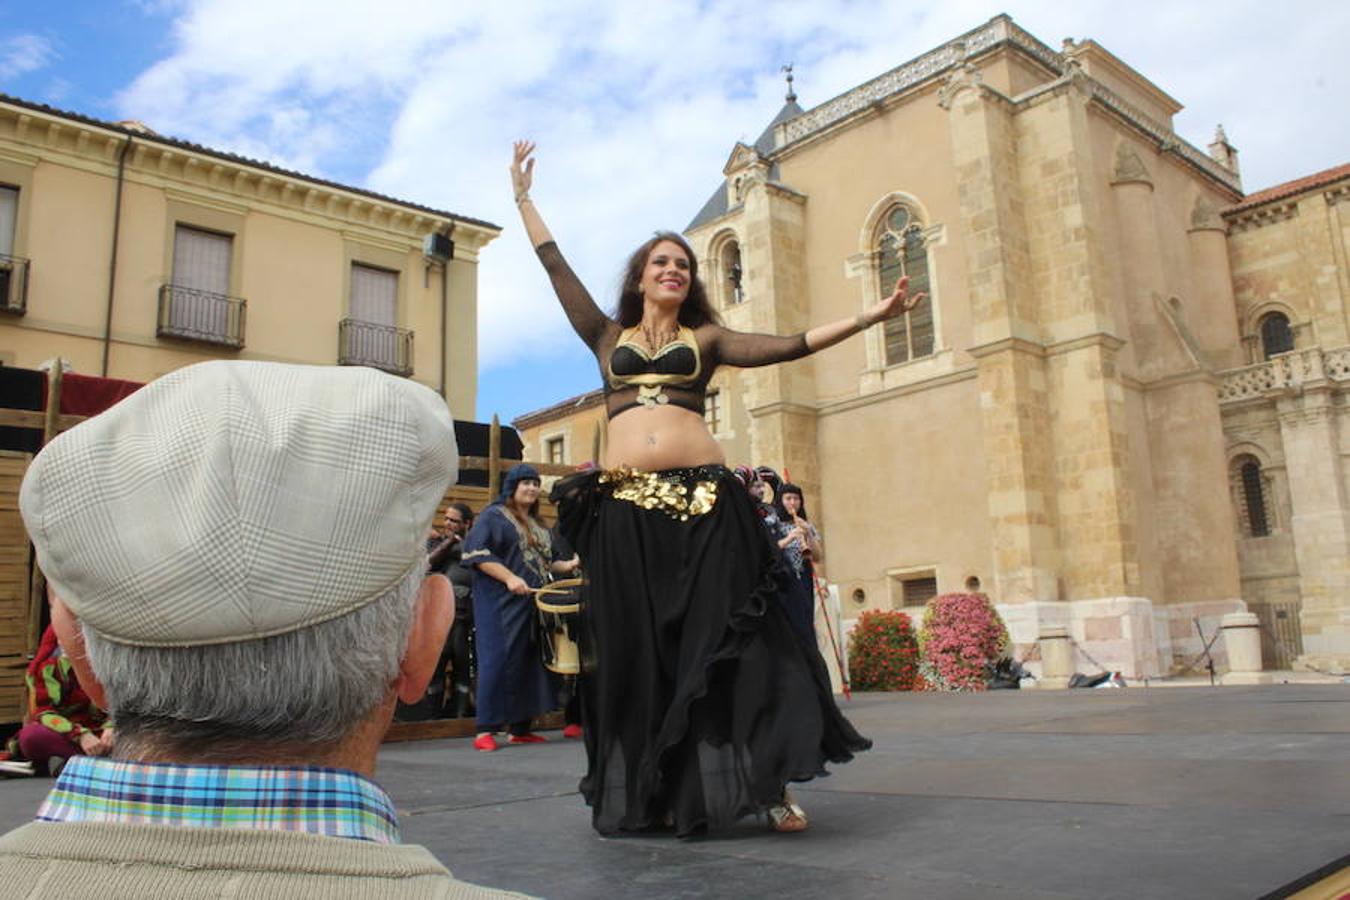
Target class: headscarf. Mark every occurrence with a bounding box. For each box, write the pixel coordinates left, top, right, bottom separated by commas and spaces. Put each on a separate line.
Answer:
732, 465, 759, 491
755, 466, 781, 498
496, 463, 541, 506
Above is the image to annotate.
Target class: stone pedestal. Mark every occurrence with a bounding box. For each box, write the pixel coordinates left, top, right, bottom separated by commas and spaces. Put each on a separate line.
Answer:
1037, 626, 1073, 690
1221, 612, 1272, 685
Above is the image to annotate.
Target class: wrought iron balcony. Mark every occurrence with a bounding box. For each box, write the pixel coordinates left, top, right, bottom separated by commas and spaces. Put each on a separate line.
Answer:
0, 254, 30, 315
157, 283, 247, 348
338, 318, 414, 377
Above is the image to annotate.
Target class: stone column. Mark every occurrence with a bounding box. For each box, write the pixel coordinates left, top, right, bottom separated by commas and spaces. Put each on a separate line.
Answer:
736, 168, 819, 494
1186, 197, 1243, 369
1275, 388, 1350, 669
1110, 146, 1240, 612
1020, 88, 1138, 603
942, 65, 1060, 605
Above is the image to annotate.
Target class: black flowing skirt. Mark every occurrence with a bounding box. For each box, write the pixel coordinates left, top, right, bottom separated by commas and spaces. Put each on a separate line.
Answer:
552, 465, 870, 837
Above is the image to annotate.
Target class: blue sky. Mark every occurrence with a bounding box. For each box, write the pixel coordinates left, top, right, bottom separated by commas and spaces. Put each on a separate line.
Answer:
3, 1, 1347, 425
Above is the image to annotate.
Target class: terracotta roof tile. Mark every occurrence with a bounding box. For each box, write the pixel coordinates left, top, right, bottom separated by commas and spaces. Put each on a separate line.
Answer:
1227, 162, 1350, 214
512, 387, 604, 429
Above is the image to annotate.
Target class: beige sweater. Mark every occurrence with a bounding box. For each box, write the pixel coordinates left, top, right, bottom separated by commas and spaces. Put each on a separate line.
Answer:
0, 821, 534, 899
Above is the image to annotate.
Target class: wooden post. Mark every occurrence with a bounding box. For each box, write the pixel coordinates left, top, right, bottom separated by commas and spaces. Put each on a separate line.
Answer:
42, 362, 64, 446
27, 362, 64, 654
488, 414, 501, 500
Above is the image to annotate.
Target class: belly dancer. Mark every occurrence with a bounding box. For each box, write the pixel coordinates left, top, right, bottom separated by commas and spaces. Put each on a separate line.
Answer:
511, 141, 923, 836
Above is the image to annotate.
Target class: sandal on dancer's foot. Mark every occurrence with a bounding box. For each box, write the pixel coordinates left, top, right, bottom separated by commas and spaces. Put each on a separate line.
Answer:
766, 790, 808, 833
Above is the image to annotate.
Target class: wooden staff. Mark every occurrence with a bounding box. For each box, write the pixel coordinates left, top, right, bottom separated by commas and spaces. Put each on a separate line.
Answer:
811, 570, 851, 701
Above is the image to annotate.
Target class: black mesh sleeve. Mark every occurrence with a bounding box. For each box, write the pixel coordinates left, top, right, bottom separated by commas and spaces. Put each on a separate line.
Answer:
711, 326, 811, 368
535, 241, 613, 353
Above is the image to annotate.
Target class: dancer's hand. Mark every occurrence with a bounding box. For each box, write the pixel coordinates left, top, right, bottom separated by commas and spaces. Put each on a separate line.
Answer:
865, 275, 926, 324
505, 574, 529, 595
511, 140, 536, 201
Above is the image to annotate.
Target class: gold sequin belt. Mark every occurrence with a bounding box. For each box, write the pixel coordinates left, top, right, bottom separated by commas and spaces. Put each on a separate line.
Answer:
598, 466, 723, 521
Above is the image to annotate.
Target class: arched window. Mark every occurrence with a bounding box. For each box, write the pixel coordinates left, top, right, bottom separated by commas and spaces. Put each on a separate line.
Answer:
1231, 454, 1271, 538
1259, 312, 1294, 360
721, 240, 743, 305
877, 205, 933, 365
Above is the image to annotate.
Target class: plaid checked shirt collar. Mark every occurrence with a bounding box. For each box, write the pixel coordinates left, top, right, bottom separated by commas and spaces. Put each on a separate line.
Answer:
37, 756, 402, 844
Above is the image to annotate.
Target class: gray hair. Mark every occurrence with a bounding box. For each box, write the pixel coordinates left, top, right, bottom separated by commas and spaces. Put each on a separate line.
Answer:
83, 565, 424, 757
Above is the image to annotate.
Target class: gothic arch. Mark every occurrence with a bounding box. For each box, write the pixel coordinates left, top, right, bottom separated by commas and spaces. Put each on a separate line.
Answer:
1227, 444, 1279, 538
707, 228, 743, 307
857, 191, 936, 254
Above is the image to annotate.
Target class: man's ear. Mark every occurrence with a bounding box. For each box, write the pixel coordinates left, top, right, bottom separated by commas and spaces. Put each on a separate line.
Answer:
48, 589, 109, 710
394, 574, 453, 704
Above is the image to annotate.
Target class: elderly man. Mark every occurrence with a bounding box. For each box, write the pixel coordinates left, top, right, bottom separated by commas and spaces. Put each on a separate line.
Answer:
0, 361, 528, 898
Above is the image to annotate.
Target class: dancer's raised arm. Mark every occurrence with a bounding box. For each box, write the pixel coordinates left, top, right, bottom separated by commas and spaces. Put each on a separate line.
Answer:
511, 141, 613, 350
511, 140, 555, 249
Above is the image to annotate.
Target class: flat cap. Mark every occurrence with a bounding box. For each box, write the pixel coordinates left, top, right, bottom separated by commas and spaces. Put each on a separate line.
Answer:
20, 361, 457, 647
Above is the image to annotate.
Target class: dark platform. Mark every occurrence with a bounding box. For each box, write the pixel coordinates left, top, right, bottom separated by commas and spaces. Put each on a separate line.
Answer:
3, 685, 1347, 898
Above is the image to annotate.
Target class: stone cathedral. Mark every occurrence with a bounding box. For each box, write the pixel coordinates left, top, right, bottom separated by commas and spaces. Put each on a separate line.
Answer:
518, 15, 1350, 676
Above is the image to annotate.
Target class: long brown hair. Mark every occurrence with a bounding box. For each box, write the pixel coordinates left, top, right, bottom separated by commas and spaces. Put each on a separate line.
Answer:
613, 231, 721, 328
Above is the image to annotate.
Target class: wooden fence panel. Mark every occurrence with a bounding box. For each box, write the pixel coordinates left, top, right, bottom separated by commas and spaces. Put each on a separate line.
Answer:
0, 450, 33, 724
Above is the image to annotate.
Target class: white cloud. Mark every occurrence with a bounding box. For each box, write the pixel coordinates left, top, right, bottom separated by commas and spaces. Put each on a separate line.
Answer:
111, 0, 1350, 376
0, 34, 56, 80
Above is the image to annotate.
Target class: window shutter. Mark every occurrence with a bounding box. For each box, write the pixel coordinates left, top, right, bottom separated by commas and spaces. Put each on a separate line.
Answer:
172, 226, 231, 294
0, 186, 17, 256
350, 264, 397, 326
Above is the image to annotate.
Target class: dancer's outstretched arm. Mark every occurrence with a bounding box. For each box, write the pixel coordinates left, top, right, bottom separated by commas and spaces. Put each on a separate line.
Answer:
511, 141, 613, 350
716, 276, 928, 367
804, 276, 927, 353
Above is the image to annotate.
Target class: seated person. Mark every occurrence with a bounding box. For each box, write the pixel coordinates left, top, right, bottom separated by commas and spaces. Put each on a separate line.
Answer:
7, 625, 113, 776
0, 361, 531, 898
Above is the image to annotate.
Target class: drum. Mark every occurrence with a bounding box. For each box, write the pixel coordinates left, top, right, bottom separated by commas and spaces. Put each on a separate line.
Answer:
535, 577, 584, 675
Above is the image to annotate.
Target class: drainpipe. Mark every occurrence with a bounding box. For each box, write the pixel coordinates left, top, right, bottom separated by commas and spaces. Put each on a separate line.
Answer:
439, 222, 455, 405
101, 134, 134, 376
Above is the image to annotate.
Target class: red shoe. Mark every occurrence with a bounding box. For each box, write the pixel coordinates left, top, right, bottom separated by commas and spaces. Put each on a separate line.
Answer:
472, 733, 498, 752
507, 733, 547, 745
562, 724, 583, 740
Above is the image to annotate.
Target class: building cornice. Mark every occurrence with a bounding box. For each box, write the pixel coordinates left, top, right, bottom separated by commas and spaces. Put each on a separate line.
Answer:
966, 336, 1047, 359
770, 15, 1241, 196
746, 400, 818, 419
0, 95, 501, 251
1046, 332, 1127, 357
1226, 201, 1299, 234
817, 365, 979, 418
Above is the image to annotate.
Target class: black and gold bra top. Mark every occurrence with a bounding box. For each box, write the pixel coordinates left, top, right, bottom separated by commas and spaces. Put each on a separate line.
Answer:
534, 241, 811, 421
606, 327, 704, 416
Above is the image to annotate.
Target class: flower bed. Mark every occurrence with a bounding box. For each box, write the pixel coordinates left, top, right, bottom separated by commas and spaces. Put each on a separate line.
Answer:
917, 592, 1010, 692
847, 609, 920, 691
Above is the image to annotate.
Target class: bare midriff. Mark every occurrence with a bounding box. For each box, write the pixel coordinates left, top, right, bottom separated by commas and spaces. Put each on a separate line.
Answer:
603, 404, 725, 471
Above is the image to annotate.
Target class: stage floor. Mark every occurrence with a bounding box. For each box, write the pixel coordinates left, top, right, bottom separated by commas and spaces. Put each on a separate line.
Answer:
3, 684, 1347, 898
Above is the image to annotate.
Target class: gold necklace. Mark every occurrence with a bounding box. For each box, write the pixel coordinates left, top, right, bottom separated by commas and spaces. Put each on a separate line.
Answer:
640, 322, 679, 352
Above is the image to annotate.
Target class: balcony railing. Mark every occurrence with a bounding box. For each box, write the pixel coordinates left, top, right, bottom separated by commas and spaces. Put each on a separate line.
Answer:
338, 318, 414, 377
0, 254, 30, 315
1218, 345, 1350, 404
157, 283, 247, 348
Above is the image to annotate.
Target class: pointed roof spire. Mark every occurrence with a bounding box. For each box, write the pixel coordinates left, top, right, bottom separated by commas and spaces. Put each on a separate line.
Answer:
781, 63, 797, 103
